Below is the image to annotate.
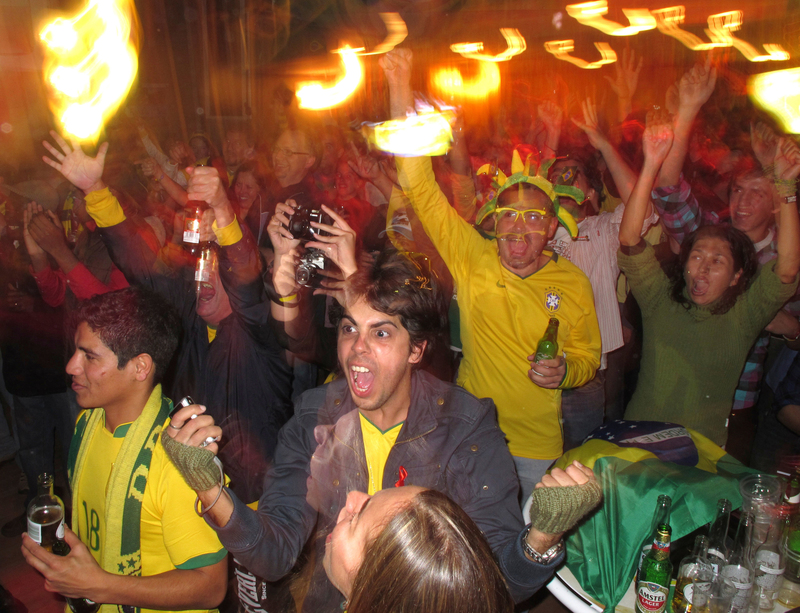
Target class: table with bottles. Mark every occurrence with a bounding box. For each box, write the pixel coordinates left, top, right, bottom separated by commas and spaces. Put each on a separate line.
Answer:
543, 473, 800, 613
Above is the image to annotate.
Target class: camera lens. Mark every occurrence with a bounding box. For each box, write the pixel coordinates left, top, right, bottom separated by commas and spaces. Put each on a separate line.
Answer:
296, 266, 311, 286
289, 218, 309, 239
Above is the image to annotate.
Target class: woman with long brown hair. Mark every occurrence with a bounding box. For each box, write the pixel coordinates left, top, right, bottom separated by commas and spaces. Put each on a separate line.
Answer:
323, 486, 514, 613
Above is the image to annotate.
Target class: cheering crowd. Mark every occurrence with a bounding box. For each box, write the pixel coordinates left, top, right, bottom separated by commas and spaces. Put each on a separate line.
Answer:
1, 44, 799, 613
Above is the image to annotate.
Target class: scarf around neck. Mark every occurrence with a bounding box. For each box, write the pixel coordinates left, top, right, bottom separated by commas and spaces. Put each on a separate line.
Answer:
67, 385, 173, 613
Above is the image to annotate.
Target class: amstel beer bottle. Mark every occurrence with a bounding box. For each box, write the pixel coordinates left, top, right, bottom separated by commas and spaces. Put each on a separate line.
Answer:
636, 524, 673, 613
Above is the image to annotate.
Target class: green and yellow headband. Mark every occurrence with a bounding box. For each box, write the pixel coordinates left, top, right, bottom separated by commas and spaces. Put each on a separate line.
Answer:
476, 150, 583, 238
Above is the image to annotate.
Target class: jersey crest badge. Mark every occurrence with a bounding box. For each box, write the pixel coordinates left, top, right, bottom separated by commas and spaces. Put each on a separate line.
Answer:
545, 289, 562, 312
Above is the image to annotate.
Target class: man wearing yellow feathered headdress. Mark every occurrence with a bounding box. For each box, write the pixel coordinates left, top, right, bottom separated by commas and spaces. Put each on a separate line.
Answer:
382, 49, 601, 495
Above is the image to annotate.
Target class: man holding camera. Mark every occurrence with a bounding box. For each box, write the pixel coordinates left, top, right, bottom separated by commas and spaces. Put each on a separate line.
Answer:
41, 132, 293, 508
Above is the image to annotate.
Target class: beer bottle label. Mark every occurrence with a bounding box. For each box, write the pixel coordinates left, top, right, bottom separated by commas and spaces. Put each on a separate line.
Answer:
27, 519, 42, 544
183, 229, 200, 244
636, 581, 669, 613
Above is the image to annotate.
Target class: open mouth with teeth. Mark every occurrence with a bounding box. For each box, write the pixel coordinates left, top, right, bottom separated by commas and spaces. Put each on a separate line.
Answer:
198, 282, 216, 302
690, 277, 710, 299
350, 365, 375, 396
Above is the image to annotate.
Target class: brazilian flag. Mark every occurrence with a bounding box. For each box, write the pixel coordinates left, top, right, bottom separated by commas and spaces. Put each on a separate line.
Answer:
553, 421, 758, 610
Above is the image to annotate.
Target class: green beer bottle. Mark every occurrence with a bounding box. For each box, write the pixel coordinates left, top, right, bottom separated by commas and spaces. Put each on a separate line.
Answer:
535, 318, 559, 362
636, 524, 673, 613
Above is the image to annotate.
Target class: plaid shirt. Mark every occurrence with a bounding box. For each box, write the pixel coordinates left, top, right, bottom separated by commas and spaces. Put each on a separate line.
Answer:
652, 177, 797, 411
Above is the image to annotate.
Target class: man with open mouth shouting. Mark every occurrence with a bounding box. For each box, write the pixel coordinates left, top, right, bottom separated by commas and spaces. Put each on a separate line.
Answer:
161, 238, 602, 613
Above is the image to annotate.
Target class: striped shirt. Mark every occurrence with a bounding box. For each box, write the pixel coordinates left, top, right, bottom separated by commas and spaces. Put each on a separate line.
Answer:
549, 202, 658, 369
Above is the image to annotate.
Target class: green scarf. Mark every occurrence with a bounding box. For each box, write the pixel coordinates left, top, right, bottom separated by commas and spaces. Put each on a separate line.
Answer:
68, 385, 173, 613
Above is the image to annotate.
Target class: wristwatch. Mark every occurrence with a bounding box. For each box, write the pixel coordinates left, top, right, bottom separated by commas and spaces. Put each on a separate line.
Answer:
522, 527, 564, 564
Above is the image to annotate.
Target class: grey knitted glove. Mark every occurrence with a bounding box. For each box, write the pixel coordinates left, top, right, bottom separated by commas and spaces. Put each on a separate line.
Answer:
161, 430, 221, 492
529, 480, 603, 534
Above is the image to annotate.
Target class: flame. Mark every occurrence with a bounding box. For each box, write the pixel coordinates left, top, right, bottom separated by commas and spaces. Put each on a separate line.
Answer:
364, 111, 455, 157
40, 0, 139, 141
544, 40, 617, 69
450, 28, 527, 62
357, 13, 407, 55
430, 62, 501, 100
749, 68, 800, 133
566, 1, 656, 36
296, 45, 365, 110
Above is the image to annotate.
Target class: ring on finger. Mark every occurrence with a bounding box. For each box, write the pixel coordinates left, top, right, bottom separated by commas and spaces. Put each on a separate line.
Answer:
167, 421, 182, 431
200, 436, 217, 448
531, 369, 543, 377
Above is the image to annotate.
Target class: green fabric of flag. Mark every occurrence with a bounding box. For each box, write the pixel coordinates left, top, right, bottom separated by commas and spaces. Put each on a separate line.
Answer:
553, 431, 758, 610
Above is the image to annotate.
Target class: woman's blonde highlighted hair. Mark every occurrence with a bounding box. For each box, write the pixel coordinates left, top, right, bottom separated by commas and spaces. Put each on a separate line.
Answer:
347, 488, 514, 613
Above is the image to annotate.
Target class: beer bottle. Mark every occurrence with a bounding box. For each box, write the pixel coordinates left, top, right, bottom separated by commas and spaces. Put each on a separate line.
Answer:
28, 474, 100, 613
707, 498, 732, 574
534, 318, 559, 362
51, 536, 101, 613
195, 243, 216, 295
183, 202, 206, 256
672, 535, 713, 613
27, 473, 65, 552
637, 494, 672, 582
636, 524, 673, 613
721, 511, 755, 613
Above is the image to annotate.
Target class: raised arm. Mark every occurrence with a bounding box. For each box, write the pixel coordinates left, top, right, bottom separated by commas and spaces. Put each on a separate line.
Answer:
537, 101, 563, 160
140, 158, 189, 207
603, 48, 643, 123
773, 137, 800, 283
347, 144, 396, 202
658, 56, 716, 188
571, 97, 641, 206
620, 118, 674, 246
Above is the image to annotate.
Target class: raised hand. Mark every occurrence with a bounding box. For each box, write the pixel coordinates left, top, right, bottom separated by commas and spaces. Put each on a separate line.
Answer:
751, 121, 778, 169
272, 246, 301, 298
379, 48, 413, 91
169, 141, 194, 167
23, 202, 46, 257
604, 48, 643, 102
186, 166, 228, 210
305, 204, 359, 279
379, 155, 398, 185
678, 55, 717, 115
347, 143, 383, 184
42, 131, 107, 193
139, 158, 161, 180
665, 82, 680, 116
571, 98, 607, 150
164, 403, 222, 454
642, 114, 675, 168
267, 201, 303, 259
537, 100, 564, 136
27, 208, 69, 257
774, 137, 800, 183
313, 268, 346, 304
